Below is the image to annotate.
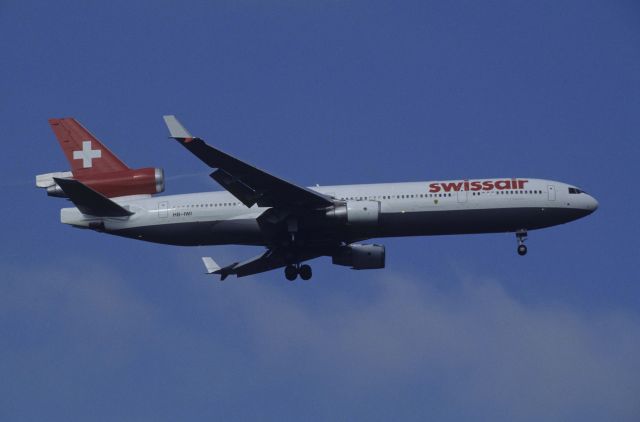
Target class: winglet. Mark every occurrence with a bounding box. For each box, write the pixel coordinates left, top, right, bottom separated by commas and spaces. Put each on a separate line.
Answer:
202, 257, 239, 281
163, 115, 193, 139
202, 257, 221, 274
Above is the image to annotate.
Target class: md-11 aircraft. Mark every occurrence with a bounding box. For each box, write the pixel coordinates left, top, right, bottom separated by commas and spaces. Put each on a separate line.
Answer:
37, 116, 598, 280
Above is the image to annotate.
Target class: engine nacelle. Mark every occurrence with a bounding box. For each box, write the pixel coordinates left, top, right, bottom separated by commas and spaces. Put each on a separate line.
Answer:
332, 244, 386, 270
325, 200, 380, 226
36, 167, 165, 198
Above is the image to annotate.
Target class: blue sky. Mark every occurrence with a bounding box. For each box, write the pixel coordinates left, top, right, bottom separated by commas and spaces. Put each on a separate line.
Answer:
1, 1, 640, 420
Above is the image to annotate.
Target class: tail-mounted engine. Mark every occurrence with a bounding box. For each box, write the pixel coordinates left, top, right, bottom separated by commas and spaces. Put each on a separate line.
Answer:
36, 167, 165, 198
332, 244, 386, 269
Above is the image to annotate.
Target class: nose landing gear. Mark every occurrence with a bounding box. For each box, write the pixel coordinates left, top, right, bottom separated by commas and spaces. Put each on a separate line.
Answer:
284, 264, 313, 281
516, 230, 528, 256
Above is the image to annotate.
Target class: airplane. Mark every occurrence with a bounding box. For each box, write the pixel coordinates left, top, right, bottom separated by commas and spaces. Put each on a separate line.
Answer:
37, 116, 598, 281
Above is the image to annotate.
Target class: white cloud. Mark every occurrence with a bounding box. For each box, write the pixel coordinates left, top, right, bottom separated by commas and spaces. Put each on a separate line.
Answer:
2, 263, 639, 421
201, 272, 640, 421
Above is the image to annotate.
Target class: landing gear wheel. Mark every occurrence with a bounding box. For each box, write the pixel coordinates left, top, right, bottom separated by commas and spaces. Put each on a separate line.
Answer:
517, 244, 528, 256
515, 229, 528, 256
299, 264, 312, 281
285, 265, 298, 281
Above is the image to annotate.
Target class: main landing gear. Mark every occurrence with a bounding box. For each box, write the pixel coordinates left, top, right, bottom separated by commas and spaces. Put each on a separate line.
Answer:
516, 230, 528, 256
284, 264, 312, 281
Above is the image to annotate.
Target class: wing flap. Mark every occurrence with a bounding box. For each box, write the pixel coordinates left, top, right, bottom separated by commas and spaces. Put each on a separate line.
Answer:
210, 169, 262, 207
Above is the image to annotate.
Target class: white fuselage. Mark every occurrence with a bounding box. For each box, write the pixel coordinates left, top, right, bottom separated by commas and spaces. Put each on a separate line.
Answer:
61, 178, 598, 246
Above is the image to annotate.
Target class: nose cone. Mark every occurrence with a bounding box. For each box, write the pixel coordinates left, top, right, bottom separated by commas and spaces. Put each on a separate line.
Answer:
586, 194, 599, 213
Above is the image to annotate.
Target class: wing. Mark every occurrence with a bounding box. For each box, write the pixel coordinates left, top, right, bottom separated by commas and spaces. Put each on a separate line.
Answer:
163, 115, 333, 209
202, 248, 323, 280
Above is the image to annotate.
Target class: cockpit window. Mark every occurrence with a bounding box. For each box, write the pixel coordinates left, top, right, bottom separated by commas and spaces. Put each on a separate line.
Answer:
568, 187, 585, 194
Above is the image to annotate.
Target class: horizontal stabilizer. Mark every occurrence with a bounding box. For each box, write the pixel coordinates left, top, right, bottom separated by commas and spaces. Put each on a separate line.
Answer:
54, 178, 133, 217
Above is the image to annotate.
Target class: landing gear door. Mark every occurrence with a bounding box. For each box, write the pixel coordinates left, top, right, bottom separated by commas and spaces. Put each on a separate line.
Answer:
159, 201, 169, 218
548, 185, 556, 201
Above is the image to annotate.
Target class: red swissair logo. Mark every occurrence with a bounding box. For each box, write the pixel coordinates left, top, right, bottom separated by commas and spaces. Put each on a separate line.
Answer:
429, 179, 529, 193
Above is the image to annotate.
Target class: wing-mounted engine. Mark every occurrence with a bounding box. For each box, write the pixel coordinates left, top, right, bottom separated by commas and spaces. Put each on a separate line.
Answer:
325, 200, 380, 226
36, 167, 165, 198
332, 243, 386, 269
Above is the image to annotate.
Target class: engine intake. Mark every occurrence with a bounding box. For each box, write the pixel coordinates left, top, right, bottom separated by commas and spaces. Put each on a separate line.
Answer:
332, 244, 386, 270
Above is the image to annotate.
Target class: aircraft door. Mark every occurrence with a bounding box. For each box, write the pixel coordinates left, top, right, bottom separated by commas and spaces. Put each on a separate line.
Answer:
548, 185, 556, 201
159, 201, 169, 218
457, 189, 468, 203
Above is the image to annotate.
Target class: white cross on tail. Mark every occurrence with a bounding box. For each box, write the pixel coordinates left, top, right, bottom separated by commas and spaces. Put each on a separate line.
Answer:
73, 140, 101, 168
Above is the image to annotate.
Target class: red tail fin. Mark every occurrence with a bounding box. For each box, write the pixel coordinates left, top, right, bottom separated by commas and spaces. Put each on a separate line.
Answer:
48, 118, 129, 177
